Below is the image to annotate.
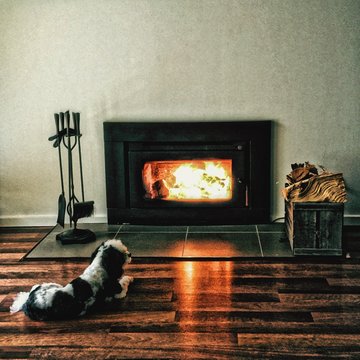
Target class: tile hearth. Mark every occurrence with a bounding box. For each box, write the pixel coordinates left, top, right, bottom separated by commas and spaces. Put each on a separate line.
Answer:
25, 223, 292, 259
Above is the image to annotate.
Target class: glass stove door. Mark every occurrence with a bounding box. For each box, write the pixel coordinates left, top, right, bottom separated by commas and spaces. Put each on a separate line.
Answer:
128, 150, 247, 208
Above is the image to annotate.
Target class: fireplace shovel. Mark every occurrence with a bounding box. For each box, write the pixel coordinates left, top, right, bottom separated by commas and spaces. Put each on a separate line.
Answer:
71, 112, 95, 226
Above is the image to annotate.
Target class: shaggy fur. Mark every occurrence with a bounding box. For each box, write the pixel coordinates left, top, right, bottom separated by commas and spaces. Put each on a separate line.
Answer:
10, 239, 133, 321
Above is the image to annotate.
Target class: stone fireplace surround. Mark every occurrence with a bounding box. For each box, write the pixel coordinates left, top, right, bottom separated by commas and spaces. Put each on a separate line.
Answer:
25, 222, 291, 259
104, 121, 271, 225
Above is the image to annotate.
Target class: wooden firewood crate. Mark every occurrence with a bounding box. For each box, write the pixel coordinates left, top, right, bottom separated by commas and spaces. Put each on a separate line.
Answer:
285, 201, 344, 256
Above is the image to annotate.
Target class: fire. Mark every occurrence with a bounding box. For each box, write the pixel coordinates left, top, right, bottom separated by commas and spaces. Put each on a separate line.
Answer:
142, 159, 232, 201
168, 162, 231, 200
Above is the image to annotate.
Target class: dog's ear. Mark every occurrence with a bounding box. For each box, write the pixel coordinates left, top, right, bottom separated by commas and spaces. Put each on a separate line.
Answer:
101, 246, 126, 279
90, 244, 102, 262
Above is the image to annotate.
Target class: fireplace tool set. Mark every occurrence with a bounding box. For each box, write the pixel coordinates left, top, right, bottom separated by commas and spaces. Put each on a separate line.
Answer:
48, 111, 95, 244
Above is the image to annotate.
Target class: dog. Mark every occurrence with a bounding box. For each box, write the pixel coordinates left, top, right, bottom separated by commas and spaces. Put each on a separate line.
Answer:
10, 239, 133, 321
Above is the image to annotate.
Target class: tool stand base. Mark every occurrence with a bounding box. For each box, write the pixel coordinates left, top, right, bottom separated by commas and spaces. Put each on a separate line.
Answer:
56, 228, 96, 245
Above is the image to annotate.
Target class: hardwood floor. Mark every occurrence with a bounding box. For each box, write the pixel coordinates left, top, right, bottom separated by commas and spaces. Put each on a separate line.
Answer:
1, 227, 360, 359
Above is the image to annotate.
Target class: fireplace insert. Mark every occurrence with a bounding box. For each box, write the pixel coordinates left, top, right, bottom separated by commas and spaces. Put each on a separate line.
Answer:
104, 121, 271, 225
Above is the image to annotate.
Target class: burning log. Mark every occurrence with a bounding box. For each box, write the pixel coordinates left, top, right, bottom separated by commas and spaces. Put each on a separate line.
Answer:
282, 162, 346, 203
142, 162, 177, 199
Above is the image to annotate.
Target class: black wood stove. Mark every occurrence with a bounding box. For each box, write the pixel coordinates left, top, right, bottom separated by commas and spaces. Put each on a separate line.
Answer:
104, 121, 271, 225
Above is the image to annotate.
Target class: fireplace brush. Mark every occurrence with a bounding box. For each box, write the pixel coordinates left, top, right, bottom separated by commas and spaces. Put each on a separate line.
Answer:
48, 111, 95, 245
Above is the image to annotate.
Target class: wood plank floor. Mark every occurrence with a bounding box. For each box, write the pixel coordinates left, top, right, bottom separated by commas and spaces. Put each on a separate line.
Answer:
0, 227, 360, 359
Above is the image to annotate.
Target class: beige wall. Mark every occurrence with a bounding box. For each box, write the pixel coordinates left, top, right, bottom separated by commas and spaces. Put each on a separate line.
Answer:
1, 0, 359, 225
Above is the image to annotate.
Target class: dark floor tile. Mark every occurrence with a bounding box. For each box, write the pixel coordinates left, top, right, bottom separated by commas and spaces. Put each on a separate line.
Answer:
116, 232, 185, 257
259, 232, 293, 257
188, 225, 256, 233
120, 225, 187, 233
184, 233, 261, 257
343, 227, 360, 248
344, 218, 360, 226
25, 230, 117, 259
257, 223, 285, 232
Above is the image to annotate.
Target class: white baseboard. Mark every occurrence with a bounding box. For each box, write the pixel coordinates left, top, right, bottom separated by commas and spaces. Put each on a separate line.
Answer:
0, 214, 108, 227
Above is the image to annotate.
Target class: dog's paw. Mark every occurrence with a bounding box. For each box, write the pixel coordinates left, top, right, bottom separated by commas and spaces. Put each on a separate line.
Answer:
120, 276, 134, 288
114, 291, 127, 299
115, 276, 134, 299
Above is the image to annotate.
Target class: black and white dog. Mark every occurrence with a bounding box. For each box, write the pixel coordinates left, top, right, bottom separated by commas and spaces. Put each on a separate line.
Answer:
10, 239, 133, 321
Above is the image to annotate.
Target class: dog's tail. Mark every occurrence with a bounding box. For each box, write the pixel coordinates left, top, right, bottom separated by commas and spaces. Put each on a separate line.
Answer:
10, 292, 29, 314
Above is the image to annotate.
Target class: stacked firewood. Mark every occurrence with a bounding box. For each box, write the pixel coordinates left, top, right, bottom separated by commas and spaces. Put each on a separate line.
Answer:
282, 162, 347, 203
